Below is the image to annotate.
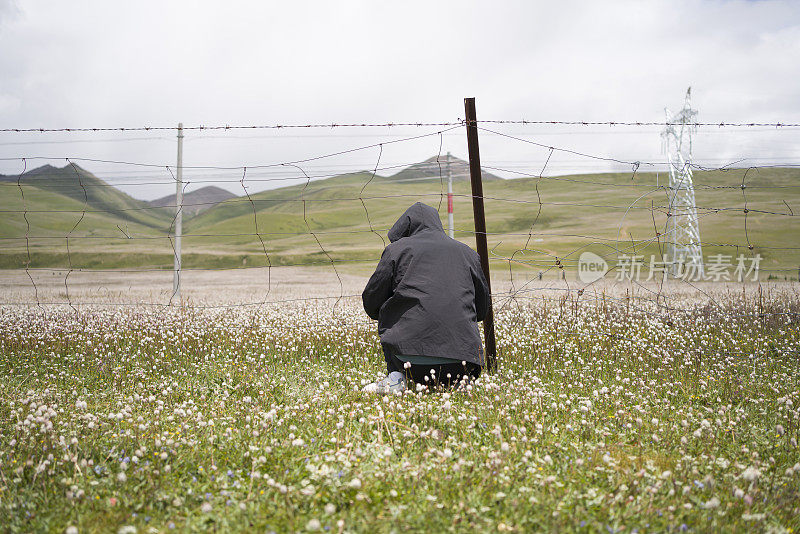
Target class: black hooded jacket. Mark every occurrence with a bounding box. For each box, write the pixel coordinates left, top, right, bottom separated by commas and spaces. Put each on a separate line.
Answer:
362, 203, 490, 366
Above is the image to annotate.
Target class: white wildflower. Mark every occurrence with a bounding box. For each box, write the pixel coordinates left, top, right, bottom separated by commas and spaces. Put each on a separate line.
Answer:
742, 466, 761, 482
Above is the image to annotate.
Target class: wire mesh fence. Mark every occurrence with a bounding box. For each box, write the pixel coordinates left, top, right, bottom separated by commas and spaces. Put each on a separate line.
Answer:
1, 118, 798, 339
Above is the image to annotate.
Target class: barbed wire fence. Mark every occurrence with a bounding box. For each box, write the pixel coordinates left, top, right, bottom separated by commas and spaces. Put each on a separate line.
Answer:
1, 112, 799, 364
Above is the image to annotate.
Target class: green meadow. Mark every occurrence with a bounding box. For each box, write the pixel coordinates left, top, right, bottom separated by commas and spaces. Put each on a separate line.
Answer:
2, 294, 799, 532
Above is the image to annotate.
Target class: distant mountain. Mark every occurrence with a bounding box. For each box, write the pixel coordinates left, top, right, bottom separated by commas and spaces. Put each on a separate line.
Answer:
149, 186, 238, 217
388, 155, 502, 183
184, 157, 503, 235
0, 164, 171, 231
3, 160, 800, 272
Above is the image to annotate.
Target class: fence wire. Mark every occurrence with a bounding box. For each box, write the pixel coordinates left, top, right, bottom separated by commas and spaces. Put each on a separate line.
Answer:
1, 120, 798, 342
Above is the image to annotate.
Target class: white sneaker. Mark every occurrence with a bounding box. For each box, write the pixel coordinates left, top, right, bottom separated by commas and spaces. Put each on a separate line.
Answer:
362, 371, 406, 394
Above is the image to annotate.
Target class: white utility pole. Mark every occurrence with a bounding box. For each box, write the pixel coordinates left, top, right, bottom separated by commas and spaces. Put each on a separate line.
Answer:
173, 123, 184, 301
446, 152, 454, 238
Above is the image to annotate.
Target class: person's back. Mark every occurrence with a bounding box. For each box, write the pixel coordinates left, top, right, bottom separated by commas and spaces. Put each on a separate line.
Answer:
362, 202, 489, 392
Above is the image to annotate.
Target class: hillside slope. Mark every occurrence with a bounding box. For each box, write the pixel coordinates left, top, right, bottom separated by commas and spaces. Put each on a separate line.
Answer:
1, 164, 172, 231
1, 162, 798, 275
149, 186, 237, 217
180, 166, 800, 276
388, 155, 501, 183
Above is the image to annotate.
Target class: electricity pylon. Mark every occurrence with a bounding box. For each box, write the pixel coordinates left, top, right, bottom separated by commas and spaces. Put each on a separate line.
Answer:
662, 87, 704, 280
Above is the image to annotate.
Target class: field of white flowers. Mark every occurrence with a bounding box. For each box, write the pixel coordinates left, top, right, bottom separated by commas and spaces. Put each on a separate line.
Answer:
1, 274, 799, 533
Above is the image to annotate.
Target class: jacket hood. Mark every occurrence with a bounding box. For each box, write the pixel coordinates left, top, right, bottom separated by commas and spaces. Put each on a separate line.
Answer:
387, 202, 444, 243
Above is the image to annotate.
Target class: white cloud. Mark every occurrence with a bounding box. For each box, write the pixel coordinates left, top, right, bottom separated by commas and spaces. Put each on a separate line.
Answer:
0, 0, 19, 27
0, 93, 20, 113
0, 0, 798, 199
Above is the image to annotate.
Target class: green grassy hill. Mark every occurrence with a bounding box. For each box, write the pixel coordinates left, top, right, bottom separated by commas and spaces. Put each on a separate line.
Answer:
0, 164, 173, 269
180, 166, 800, 279
387, 154, 501, 183
0, 162, 797, 279
0, 164, 172, 231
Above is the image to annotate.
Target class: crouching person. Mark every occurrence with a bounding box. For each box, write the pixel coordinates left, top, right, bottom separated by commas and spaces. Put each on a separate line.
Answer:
362, 202, 489, 394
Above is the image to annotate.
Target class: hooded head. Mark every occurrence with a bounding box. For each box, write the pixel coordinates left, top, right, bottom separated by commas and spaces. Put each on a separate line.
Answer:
387, 202, 444, 243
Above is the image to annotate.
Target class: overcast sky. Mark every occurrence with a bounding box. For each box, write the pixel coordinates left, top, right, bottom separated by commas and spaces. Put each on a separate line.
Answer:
1, 0, 798, 200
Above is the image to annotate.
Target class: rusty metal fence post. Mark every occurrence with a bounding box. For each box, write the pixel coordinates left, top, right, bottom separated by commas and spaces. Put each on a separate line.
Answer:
464, 97, 497, 371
